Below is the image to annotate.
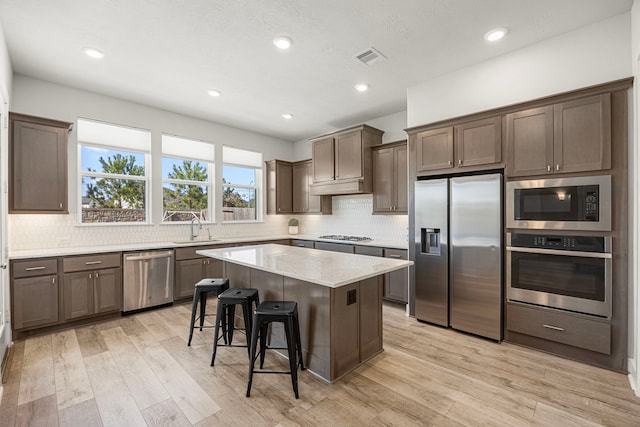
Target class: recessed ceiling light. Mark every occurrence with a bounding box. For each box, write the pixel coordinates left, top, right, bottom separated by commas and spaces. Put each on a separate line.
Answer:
282, 113, 293, 119
484, 28, 508, 42
273, 36, 293, 50
355, 83, 369, 92
207, 89, 221, 97
83, 47, 104, 59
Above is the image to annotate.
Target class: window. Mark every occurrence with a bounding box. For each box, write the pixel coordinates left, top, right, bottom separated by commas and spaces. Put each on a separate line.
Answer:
162, 134, 215, 222
77, 119, 151, 223
222, 146, 262, 222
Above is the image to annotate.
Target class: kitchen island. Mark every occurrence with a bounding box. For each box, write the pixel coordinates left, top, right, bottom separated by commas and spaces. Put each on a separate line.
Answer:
197, 243, 412, 382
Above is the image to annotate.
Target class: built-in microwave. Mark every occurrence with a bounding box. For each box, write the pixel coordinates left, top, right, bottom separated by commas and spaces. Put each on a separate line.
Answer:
506, 175, 611, 231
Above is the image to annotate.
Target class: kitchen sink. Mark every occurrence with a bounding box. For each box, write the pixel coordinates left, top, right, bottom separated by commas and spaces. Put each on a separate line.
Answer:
171, 239, 220, 245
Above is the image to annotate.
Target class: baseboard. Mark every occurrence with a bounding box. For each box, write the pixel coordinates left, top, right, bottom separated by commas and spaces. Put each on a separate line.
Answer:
628, 356, 638, 397
1, 344, 12, 384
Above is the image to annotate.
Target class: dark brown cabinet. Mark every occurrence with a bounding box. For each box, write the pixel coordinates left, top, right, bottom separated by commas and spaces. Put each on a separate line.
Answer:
506, 93, 611, 177
9, 113, 71, 213
416, 116, 502, 174
175, 246, 223, 300
383, 249, 408, 303
310, 125, 383, 195
62, 253, 122, 321
292, 160, 332, 214
372, 141, 407, 214
11, 258, 60, 330
266, 160, 293, 214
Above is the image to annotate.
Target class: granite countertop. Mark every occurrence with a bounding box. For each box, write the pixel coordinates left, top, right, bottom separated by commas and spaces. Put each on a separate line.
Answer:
8, 234, 407, 260
197, 243, 413, 288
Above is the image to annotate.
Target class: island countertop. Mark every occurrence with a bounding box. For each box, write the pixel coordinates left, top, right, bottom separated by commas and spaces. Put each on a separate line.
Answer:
197, 243, 413, 288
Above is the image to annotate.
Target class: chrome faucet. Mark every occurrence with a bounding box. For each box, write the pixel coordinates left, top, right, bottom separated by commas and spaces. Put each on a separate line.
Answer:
190, 212, 202, 240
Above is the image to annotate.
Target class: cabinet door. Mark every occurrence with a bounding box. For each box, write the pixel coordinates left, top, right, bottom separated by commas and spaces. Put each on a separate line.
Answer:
203, 258, 224, 278
335, 130, 363, 180
455, 116, 502, 168
94, 268, 122, 314
312, 137, 335, 183
275, 161, 292, 213
506, 106, 554, 177
63, 272, 94, 320
314, 242, 354, 253
292, 161, 308, 213
384, 249, 408, 303
416, 127, 454, 172
175, 258, 206, 299
13, 275, 59, 329
393, 145, 408, 213
372, 147, 393, 213
11, 119, 67, 212
554, 93, 611, 174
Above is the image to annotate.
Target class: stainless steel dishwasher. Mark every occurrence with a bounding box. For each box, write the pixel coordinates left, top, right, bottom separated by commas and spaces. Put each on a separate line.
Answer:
123, 250, 175, 313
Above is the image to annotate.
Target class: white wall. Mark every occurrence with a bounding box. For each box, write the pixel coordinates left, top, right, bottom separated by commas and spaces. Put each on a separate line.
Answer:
0, 16, 11, 399
9, 75, 294, 250
629, 0, 640, 397
407, 13, 631, 127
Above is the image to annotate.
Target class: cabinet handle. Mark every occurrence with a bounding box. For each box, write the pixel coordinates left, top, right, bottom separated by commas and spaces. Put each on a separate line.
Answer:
25, 266, 46, 271
52, 277, 56, 285
89, 273, 92, 279
547, 165, 551, 172
542, 324, 564, 332
556, 164, 560, 171
448, 160, 452, 166
59, 202, 63, 209
458, 159, 463, 166
95, 272, 99, 278
388, 255, 402, 259
85, 261, 102, 265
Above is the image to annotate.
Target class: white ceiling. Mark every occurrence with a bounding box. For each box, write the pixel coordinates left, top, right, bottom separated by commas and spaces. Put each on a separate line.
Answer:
0, 0, 633, 142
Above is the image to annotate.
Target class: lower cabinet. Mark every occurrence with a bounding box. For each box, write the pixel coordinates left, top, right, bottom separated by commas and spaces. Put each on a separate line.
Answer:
383, 249, 408, 303
175, 246, 224, 300
314, 242, 354, 253
63, 253, 122, 321
11, 258, 60, 331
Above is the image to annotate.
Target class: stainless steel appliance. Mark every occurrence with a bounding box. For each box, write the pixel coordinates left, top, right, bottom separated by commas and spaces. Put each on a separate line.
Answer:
123, 250, 175, 313
506, 175, 611, 231
414, 173, 502, 340
507, 233, 612, 318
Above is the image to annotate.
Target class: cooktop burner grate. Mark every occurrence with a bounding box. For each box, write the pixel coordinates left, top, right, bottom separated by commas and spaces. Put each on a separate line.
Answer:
317, 235, 372, 242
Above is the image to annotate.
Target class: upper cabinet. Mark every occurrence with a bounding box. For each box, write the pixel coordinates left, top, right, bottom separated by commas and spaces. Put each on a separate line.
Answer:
310, 125, 383, 195
506, 93, 611, 177
266, 159, 332, 215
9, 113, 72, 213
372, 141, 407, 214
266, 160, 293, 214
292, 160, 332, 214
415, 116, 502, 175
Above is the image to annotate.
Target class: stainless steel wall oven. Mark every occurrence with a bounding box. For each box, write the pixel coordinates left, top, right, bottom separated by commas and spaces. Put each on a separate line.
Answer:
506, 175, 611, 231
506, 233, 612, 318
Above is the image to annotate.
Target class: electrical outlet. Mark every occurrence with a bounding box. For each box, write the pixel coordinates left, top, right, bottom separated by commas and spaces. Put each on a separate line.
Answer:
347, 289, 357, 305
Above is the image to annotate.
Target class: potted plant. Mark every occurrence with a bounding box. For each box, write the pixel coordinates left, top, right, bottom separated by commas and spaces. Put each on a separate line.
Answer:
288, 218, 299, 235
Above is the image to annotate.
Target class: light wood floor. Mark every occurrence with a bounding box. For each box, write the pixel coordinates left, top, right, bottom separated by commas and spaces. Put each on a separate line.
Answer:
1, 300, 639, 426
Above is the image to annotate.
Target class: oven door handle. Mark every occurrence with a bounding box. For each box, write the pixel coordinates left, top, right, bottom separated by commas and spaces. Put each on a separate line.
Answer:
506, 246, 612, 259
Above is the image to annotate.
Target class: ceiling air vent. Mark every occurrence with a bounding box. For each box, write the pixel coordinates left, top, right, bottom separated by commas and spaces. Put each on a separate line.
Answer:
354, 47, 387, 66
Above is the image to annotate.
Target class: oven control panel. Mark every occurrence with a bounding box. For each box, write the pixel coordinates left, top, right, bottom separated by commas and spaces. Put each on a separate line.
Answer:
510, 233, 607, 253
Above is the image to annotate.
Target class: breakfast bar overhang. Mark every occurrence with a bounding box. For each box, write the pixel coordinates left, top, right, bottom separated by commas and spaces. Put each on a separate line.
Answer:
197, 244, 413, 383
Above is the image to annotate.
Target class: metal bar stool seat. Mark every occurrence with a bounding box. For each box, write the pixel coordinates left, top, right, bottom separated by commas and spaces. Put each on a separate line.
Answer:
211, 287, 260, 366
187, 278, 229, 346
246, 300, 305, 399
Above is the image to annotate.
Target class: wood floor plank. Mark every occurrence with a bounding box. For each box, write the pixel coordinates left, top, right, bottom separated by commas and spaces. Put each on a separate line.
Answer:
532, 401, 604, 427
84, 351, 147, 427
17, 335, 55, 406
57, 398, 103, 427
14, 394, 58, 427
100, 326, 171, 410
141, 398, 191, 427
0, 342, 24, 427
75, 324, 109, 358
51, 329, 94, 410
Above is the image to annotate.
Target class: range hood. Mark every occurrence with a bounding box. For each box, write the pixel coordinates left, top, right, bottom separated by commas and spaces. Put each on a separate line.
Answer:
309, 178, 369, 196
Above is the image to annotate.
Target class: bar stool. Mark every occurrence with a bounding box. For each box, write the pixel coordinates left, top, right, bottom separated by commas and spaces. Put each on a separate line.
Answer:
211, 288, 260, 366
246, 300, 305, 399
187, 278, 229, 346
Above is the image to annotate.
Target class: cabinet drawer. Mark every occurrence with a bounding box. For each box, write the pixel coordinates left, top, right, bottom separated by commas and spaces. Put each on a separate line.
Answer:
63, 253, 121, 272
354, 246, 383, 256
314, 242, 354, 253
384, 248, 408, 260
175, 244, 222, 260
291, 239, 314, 248
12, 258, 58, 278
507, 303, 610, 354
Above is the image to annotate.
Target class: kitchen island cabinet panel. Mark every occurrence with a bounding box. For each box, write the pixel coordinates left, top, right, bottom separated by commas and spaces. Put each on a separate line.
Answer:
13, 274, 59, 330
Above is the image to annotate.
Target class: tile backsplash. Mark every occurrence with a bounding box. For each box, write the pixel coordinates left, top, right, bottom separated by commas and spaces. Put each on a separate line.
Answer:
9, 194, 407, 251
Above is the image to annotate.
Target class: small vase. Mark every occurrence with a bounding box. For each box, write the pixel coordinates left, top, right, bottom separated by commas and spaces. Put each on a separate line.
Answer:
288, 226, 299, 235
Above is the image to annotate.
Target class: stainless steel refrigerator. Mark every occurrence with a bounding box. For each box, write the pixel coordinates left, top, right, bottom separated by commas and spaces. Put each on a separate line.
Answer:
414, 173, 502, 340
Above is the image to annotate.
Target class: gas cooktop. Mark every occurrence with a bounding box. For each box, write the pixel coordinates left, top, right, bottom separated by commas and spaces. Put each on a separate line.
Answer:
317, 235, 372, 242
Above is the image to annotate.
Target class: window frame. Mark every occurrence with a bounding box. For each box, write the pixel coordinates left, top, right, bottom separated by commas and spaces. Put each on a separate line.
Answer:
222, 146, 263, 223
